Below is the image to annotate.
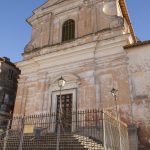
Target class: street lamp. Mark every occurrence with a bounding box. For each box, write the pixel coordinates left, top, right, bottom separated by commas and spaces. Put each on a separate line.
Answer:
111, 88, 118, 98
58, 76, 66, 88
111, 87, 119, 120
111, 88, 122, 150
56, 76, 66, 150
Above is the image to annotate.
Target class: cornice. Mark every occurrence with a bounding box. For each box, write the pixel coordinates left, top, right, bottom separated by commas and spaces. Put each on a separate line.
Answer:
0, 57, 20, 72
23, 27, 124, 60
119, 0, 136, 43
124, 40, 150, 49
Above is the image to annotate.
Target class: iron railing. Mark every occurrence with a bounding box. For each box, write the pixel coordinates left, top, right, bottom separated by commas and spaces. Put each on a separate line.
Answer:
0, 110, 129, 150
103, 111, 130, 150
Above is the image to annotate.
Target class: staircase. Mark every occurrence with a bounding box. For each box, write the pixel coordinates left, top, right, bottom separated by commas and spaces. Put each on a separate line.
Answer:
0, 133, 104, 150
74, 134, 104, 150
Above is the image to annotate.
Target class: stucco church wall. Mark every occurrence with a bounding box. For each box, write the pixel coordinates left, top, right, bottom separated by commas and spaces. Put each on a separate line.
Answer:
94, 36, 132, 124
14, 33, 132, 119
12, 0, 149, 149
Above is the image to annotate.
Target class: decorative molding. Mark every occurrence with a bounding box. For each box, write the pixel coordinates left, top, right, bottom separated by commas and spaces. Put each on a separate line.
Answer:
103, 0, 117, 16
49, 73, 81, 91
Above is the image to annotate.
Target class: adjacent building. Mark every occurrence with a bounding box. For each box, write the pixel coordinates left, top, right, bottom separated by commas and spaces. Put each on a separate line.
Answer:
0, 57, 20, 120
124, 41, 150, 150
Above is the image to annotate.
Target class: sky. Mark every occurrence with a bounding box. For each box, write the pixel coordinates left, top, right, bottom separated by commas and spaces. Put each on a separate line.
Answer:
0, 0, 150, 63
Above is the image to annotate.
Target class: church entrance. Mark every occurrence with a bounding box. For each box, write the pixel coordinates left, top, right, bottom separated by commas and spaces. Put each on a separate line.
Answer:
56, 94, 72, 133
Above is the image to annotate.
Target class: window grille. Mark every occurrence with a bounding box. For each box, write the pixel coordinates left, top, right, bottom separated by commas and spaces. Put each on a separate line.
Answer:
62, 19, 75, 42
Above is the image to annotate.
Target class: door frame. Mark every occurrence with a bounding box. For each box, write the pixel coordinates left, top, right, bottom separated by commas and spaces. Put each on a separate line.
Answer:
56, 93, 73, 133
51, 88, 77, 132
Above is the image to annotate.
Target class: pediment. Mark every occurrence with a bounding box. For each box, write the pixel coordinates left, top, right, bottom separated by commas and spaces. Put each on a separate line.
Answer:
27, 0, 67, 25
38, 0, 66, 10
44, 0, 65, 7
46, 0, 59, 6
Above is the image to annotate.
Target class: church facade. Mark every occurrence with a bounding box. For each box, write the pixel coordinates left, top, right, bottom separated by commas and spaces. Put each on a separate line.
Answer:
13, 0, 150, 149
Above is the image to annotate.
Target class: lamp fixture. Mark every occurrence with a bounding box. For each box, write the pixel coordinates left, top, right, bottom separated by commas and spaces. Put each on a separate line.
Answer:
58, 76, 66, 88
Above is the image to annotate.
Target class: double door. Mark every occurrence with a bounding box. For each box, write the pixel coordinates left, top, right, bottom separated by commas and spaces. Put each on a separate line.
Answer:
56, 94, 72, 133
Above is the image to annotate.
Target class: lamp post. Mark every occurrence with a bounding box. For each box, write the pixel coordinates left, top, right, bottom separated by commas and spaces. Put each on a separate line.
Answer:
56, 76, 66, 150
111, 88, 118, 121
111, 88, 122, 150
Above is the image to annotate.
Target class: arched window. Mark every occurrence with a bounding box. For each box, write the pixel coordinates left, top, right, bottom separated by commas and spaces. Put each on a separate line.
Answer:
62, 19, 75, 42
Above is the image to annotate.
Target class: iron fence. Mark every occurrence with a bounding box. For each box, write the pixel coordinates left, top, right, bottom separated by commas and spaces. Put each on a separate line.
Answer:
0, 110, 129, 150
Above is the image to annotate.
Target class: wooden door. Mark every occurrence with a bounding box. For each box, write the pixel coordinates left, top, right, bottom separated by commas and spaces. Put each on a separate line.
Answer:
56, 94, 72, 133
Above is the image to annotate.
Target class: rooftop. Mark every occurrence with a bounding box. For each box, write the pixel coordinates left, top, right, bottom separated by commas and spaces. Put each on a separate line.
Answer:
0, 57, 20, 71
124, 40, 150, 49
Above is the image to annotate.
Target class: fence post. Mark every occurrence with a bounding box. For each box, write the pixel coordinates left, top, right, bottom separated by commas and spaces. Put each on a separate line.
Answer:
3, 120, 11, 150
102, 111, 106, 150
118, 116, 123, 150
19, 116, 25, 150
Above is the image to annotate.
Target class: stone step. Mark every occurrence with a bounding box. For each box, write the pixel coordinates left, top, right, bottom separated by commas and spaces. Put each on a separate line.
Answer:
6, 143, 85, 146
0, 133, 104, 150
5, 138, 79, 142
7, 135, 78, 140
0, 148, 88, 150
74, 134, 104, 150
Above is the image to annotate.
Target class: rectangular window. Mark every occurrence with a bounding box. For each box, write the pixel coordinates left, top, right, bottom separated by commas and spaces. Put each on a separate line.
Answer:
0, 92, 5, 111
62, 19, 75, 42
0, 92, 5, 104
8, 69, 13, 80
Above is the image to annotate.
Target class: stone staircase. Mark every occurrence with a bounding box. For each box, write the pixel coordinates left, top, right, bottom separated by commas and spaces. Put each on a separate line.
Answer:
74, 134, 104, 150
0, 133, 104, 150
